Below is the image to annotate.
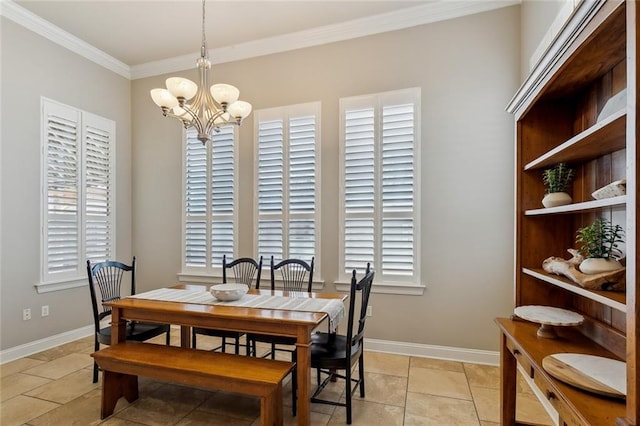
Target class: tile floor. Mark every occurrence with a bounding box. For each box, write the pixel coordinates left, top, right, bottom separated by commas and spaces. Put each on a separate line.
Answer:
1, 330, 554, 425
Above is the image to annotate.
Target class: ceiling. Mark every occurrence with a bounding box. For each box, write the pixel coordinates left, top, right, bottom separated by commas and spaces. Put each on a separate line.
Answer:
7, 0, 518, 78
13, 0, 433, 66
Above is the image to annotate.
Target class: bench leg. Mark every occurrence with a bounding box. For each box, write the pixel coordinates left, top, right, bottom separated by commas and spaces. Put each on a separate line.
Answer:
260, 383, 283, 426
101, 371, 139, 419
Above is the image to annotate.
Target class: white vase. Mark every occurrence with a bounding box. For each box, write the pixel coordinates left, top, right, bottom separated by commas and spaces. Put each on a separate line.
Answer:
579, 257, 623, 274
542, 192, 572, 208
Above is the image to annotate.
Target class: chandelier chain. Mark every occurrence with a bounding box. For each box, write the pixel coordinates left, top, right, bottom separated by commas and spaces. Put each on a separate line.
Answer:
201, 0, 207, 57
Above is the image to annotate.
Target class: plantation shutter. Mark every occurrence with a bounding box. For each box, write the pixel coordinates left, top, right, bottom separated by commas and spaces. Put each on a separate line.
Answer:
210, 126, 235, 266
381, 103, 414, 276
44, 102, 81, 278
183, 126, 236, 271
340, 89, 419, 284
185, 130, 208, 267
288, 114, 316, 259
84, 113, 115, 264
255, 103, 320, 266
257, 119, 284, 260
42, 99, 116, 285
343, 108, 375, 272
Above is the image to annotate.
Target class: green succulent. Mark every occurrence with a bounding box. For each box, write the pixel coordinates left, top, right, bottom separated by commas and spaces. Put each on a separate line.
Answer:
543, 163, 575, 194
576, 217, 624, 259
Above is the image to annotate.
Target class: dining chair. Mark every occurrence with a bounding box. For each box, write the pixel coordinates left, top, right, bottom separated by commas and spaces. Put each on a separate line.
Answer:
310, 264, 374, 424
248, 256, 314, 358
192, 255, 262, 353
247, 255, 314, 416
87, 256, 170, 383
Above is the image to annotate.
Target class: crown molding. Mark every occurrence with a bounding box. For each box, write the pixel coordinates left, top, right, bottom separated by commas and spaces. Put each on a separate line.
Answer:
2, 0, 518, 81
1, 0, 131, 79
131, 0, 519, 80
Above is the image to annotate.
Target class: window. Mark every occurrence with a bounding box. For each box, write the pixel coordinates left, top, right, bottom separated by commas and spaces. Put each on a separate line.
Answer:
339, 88, 421, 288
40, 98, 116, 291
182, 126, 237, 274
254, 102, 320, 270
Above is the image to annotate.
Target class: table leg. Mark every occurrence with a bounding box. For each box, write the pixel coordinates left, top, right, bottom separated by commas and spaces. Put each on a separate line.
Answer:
500, 332, 517, 425
110, 307, 126, 346
296, 337, 312, 426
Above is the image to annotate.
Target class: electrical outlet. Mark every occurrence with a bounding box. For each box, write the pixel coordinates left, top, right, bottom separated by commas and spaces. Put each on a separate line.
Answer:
23, 308, 31, 321
41, 305, 50, 317
366, 306, 372, 317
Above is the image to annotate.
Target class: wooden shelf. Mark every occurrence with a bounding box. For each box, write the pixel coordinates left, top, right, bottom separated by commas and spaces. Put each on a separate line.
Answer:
496, 318, 625, 425
524, 109, 626, 171
523, 268, 626, 312
525, 195, 627, 216
505, 1, 635, 424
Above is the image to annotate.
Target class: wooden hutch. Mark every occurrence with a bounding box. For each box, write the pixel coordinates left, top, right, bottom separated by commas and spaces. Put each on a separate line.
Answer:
497, 0, 638, 424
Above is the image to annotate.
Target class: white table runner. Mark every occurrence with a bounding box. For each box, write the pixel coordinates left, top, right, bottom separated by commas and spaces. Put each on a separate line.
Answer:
129, 288, 345, 332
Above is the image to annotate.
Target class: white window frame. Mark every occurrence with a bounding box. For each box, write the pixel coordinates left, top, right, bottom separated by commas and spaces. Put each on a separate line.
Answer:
38, 98, 116, 293
253, 102, 322, 279
180, 126, 239, 281
337, 88, 423, 295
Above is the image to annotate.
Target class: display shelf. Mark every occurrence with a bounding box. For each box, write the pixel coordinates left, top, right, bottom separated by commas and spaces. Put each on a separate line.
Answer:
524, 195, 626, 216
523, 268, 626, 312
524, 109, 626, 171
501, 1, 636, 423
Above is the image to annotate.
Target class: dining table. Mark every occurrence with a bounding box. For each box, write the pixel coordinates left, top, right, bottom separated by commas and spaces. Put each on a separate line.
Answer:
105, 283, 347, 426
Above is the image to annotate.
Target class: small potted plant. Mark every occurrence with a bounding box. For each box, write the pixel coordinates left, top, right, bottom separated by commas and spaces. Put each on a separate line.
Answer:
576, 217, 624, 274
542, 162, 575, 207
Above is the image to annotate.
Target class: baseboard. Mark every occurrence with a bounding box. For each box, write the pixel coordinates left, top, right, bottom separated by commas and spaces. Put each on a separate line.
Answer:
0, 325, 94, 364
1, 327, 499, 366
364, 338, 499, 365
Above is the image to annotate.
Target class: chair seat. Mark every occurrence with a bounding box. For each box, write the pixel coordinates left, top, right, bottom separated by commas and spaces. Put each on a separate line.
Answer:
311, 332, 362, 369
97, 321, 169, 346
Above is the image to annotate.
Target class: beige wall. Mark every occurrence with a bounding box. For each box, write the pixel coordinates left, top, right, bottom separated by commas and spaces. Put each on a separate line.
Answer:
132, 5, 520, 351
0, 18, 132, 349
520, 0, 568, 79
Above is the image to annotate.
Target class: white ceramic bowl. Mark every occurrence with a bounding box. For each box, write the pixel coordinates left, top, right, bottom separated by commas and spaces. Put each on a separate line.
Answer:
210, 283, 248, 301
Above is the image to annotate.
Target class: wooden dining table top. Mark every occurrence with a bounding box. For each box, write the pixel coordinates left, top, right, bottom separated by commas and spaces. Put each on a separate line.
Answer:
104, 284, 347, 330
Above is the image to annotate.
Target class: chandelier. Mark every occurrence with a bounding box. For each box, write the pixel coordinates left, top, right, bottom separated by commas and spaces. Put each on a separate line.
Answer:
150, 0, 252, 144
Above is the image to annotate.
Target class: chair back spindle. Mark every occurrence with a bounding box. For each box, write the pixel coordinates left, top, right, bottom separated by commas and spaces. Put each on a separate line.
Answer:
270, 256, 314, 292
222, 255, 263, 288
87, 258, 136, 324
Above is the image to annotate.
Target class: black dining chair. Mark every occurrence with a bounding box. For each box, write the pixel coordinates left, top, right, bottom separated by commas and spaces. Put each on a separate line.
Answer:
87, 256, 171, 383
310, 264, 374, 424
247, 256, 314, 358
192, 255, 262, 353
247, 255, 314, 416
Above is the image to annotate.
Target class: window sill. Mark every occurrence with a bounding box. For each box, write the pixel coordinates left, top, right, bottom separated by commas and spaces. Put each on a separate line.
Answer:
35, 278, 87, 294
335, 280, 425, 295
178, 272, 325, 291
177, 273, 224, 284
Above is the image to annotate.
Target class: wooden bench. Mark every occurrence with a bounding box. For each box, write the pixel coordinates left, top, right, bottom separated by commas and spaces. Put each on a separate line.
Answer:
92, 342, 294, 426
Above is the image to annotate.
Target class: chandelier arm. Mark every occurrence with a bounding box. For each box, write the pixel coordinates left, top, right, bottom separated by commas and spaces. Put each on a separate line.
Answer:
162, 109, 202, 129
176, 103, 206, 131
204, 110, 232, 135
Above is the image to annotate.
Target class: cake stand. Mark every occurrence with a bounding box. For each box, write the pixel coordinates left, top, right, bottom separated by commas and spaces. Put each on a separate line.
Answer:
514, 305, 584, 338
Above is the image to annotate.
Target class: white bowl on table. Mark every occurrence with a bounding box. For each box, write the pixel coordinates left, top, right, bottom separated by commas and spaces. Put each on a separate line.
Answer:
210, 283, 248, 301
